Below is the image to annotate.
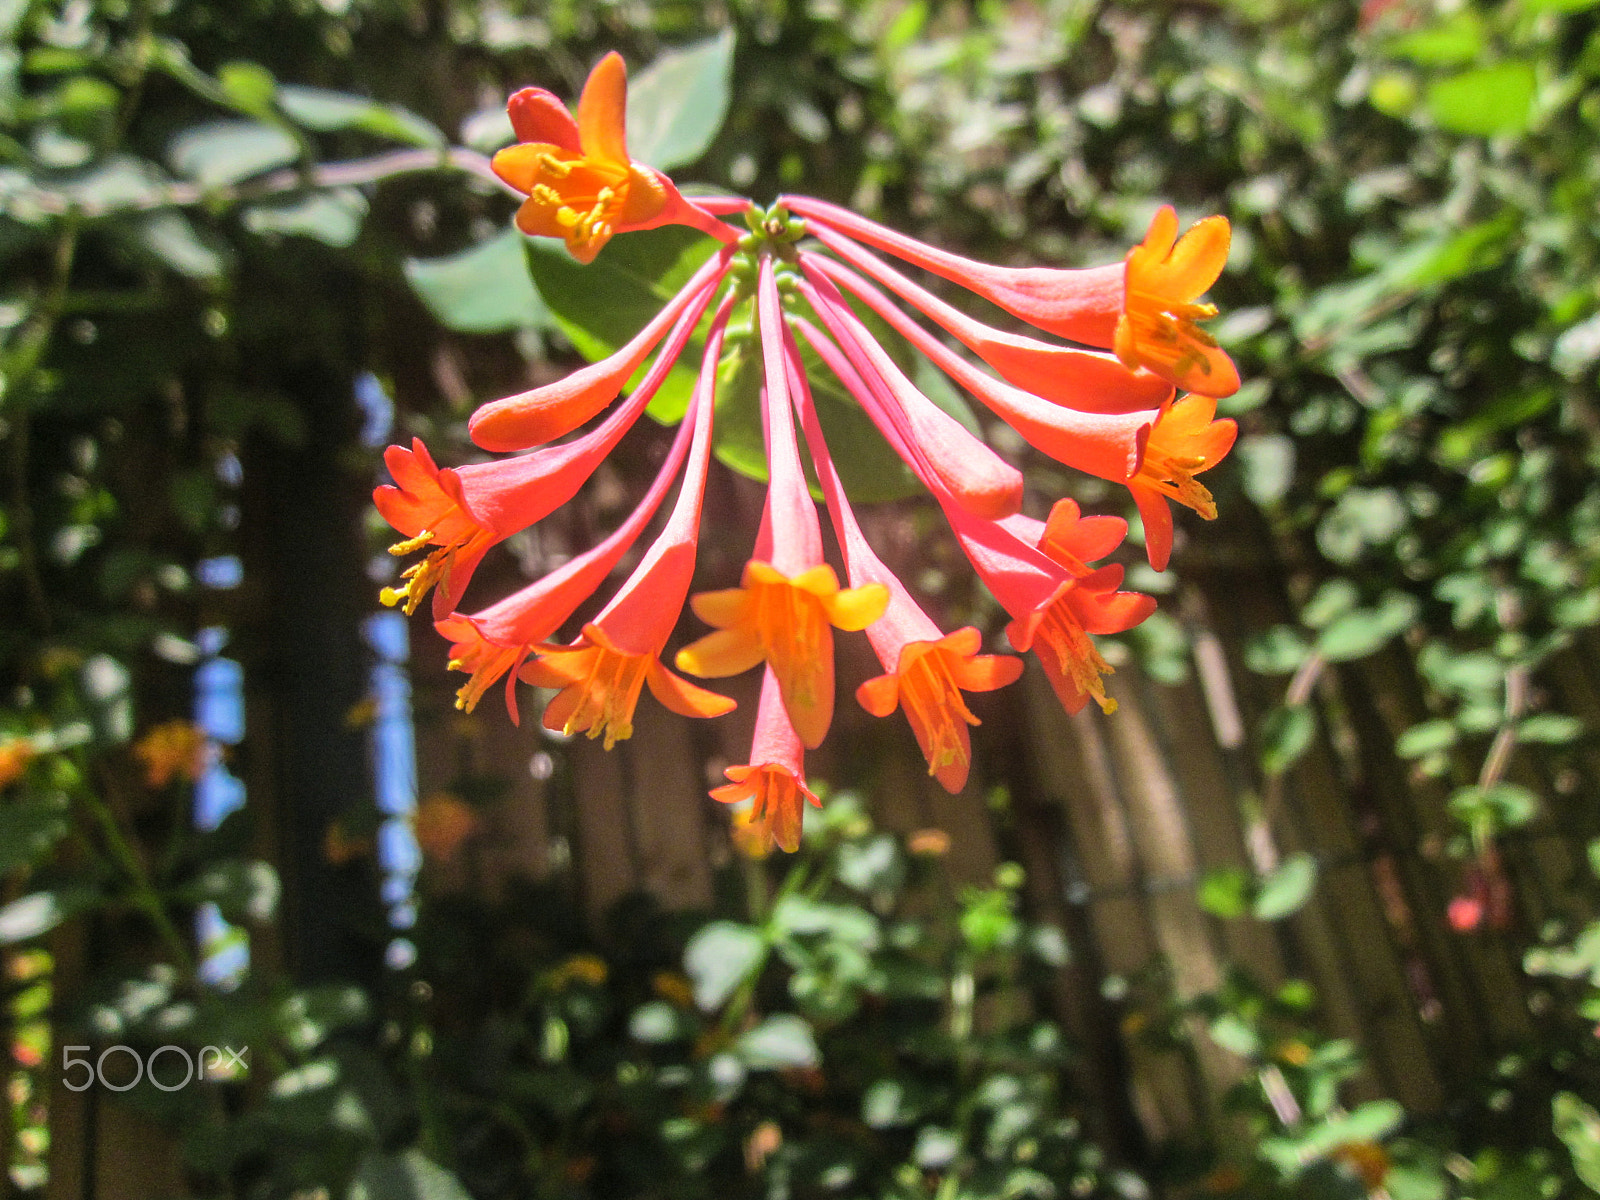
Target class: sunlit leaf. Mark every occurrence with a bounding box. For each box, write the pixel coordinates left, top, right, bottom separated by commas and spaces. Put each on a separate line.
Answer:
626, 30, 736, 171
405, 228, 547, 334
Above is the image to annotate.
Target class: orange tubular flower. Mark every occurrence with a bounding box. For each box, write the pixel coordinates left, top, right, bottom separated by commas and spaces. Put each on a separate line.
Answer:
791, 346, 1021, 791
524, 622, 734, 749
803, 224, 1173, 415
1114, 205, 1239, 398
1128, 393, 1238, 572
469, 248, 731, 452
675, 257, 888, 748
783, 195, 1238, 399
711, 668, 820, 854
522, 302, 738, 747
438, 376, 707, 719
1003, 500, 1157, 715
491, 52, 737, 264
857, 630, 1022, 791
807, 256, 1234, 572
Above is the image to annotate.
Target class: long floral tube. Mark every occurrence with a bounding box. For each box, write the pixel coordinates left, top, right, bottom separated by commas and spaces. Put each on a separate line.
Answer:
802, 220, 1173, 415
794, 271, 1024, 520
675, 256, 888, 749
782, 194, 1125, 348
787, 194, 1238, 399
788, 347, 1022, 793
521, 299, 739, 747
376, 262, 728, 619
469, 244, 734, 451
803, 253, 1234, 571
435, 313, 726, 720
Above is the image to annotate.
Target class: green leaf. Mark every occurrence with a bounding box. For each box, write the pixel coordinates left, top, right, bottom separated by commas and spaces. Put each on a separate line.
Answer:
0, 887, 97, 943
1317, 487, 1407, 564
189, 859, 280, 924
1261, 705, 1316, 774
1316, 592, 1419, 662
1386, 11, 1484, 65
244, 189, 367, 247
628, 1001, 690, 1044
349, 1149, 473, 1200
276, 85, 443, 146
1517, 713, 1583, 743
1198, 867, 1252, 918
0, 793, 70, 875
1254, 853, 1317, 920
1302, 579, 1360, 629
523, 224, 718, 422
683, 920, 765, 1011
1260, 1101, 1403, 1178
1396, 719, 1457, 758
835, 834, 901, 893
626, 30, 735, 171
1554, 1093, 1600, 1192
217, 61, 277, 115
1246, 626, 1312, 675
1209, 1013, 1260, 1057
405, 229, 547, 334
168, 121, 298, 189
1448, 783, 1539, 832
1426, 62, 1538, 137
60, 155, 170, 210
735, 1013, 819, 1069
127, 212, 231, 281
1237, 433, 1295, 506
862, 1078, 927, 1128
1524, 926, 1600, 985
773, 894, 881, 949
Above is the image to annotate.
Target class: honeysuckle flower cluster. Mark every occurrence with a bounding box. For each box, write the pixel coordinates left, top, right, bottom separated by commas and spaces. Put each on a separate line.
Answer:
376, 53, 1239, 852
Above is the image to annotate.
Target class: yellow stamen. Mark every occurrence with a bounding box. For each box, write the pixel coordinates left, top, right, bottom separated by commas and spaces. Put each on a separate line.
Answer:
1037, 604, 1117, 715
449, 642, 524, 713
898, 653, 979, 777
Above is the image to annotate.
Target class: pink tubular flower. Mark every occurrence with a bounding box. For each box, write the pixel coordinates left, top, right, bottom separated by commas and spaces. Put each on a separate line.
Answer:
521, 300, 739, 748
710, 667, 819, 854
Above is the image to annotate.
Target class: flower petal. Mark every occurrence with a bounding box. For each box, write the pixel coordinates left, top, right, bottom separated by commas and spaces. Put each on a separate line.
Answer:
576, 51, 631, 166
675, 628, 765, 678
507, 87, 581, 151
646, 661, 737, 719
